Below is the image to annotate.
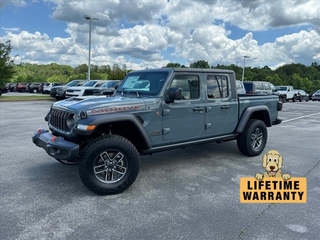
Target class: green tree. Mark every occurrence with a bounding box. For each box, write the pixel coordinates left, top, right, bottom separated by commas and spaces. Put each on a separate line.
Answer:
0, 40, 16, 87
166, 62, 181, 67
190, 60, 210, 68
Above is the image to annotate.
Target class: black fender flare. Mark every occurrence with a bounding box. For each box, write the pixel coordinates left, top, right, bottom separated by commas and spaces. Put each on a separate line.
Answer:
81, 113, 152, 149
236, 106, 271, 133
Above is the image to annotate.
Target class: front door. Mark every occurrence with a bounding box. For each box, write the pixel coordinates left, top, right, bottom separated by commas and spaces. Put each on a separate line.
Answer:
162, 73, 205, 142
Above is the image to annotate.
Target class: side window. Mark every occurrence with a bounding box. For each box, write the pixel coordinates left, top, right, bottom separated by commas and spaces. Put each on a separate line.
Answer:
170, 75, 200, 100
207, 75, 229, 99
255, 83, 263, 90
263, 83, 270, 90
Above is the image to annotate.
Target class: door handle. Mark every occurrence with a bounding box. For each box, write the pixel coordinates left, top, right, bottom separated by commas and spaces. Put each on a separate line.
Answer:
220, 105, 230, 109
193, 107, 204, 112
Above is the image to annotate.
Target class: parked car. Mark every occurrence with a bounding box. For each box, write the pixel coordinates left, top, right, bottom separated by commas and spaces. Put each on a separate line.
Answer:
243, 81, 276, 95
27, 82, 43, 93
274, 85, 296, 102
50, 80, 87, 100
15, 83, 28, 92
0, 84, 9, 96
82, 80, 122, 96
43, 82, 63, 94
1, 84, 9, 93
236, 80, 246, 94
65, 80, 107, 98
294, 89, 309, 102
8, 83, 17, 92
32, 67, 283, 195
311, 90, 320, 101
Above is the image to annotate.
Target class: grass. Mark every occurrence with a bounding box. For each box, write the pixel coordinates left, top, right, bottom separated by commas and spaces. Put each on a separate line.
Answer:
0, 95, 55, 102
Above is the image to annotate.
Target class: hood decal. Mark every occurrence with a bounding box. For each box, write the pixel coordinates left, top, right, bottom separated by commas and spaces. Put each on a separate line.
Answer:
87, 105, 142, 115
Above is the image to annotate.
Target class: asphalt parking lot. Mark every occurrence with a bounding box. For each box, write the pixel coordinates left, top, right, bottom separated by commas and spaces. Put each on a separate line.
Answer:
0, 100, 319, 240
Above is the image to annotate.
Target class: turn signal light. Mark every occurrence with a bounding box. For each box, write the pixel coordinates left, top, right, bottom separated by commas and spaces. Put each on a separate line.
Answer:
51, 136, 58, 142
36, 128, 44, 133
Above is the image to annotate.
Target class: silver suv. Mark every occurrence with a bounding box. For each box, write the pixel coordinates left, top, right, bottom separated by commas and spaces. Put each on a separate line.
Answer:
243, 81, 276, 95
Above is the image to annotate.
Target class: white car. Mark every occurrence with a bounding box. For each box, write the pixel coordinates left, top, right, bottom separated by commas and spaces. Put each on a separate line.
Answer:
236, 80, 246, 94
65, 80, 107, 98
43, 82, 63, 94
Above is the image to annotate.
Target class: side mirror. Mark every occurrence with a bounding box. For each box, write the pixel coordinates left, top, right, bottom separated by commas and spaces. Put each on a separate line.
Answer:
166, 87, 182, 103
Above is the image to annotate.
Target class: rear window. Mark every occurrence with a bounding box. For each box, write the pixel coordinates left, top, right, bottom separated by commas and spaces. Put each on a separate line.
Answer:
243, 82, 253, 91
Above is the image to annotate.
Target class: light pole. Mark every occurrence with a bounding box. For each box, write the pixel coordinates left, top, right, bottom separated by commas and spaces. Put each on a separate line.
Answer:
84, 15, 99, 81
241, 55, 250, 82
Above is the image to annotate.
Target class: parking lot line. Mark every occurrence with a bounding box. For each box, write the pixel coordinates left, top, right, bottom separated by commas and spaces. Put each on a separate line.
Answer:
282, 112, 320, 123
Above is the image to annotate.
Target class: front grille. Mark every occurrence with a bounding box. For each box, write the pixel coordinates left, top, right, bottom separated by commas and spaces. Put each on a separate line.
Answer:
50, 88, 57, 96
49, 109, 75, 132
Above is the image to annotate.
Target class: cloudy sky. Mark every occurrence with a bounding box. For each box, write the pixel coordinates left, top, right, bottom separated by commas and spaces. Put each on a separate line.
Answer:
1, 0, 319, 70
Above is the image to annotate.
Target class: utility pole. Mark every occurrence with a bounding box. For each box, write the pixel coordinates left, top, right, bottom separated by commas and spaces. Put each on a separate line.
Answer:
241, 56, 250, 82
84, 15, 99, 81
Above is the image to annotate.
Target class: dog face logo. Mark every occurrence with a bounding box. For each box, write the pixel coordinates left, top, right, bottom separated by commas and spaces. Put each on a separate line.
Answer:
255, 150, 290, 180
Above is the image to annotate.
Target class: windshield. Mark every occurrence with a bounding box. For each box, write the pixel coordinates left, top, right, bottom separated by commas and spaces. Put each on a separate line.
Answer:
67, 80, 83, 87
83, 80, 98, 87
275, 86, 288, 91
102, 81, 119, 88
117, 72, 168, 96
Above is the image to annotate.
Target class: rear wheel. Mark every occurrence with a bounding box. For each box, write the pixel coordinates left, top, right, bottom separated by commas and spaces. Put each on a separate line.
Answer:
33, 88, 38, 93
237, 119, 267, 156
79, 135, 140, 195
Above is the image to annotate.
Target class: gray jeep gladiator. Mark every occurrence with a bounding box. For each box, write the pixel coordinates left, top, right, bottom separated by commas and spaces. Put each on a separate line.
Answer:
32, 68, 283, 195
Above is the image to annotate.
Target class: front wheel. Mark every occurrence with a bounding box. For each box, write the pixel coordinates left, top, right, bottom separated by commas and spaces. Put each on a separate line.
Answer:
292, 95, 296, 102
237, 119, 267, 156
282, 95, 287, 103
79, 135, 140, 195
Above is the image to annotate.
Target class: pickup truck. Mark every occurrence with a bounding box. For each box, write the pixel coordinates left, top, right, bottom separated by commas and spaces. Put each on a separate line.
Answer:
275, 85, 297, 102
32, 68, 283, 195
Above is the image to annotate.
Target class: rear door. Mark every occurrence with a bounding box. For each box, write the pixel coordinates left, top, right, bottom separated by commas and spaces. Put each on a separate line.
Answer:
162, 73, 205, 142
205, 74, 238, 136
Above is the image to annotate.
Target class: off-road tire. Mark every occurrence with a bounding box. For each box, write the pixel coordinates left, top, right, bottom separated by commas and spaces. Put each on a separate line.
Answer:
79, 134, 140, 195
292, 95, 296, 102
282, 95, 286, 103
237, 119, 267, 157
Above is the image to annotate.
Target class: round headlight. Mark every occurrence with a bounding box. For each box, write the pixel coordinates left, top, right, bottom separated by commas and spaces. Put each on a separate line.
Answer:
66, 114, 76, 129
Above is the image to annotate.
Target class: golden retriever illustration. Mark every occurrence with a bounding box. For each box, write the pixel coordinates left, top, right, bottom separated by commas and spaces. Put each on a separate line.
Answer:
255, 150, 291, 180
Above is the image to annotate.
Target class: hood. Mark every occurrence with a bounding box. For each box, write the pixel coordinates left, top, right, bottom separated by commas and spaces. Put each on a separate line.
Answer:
67, 86, 93, 91
53, 95, 147, 115
52, 85, 67, 90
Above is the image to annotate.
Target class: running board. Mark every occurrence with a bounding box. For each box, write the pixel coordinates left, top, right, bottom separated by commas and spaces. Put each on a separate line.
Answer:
142, 134, 238, 154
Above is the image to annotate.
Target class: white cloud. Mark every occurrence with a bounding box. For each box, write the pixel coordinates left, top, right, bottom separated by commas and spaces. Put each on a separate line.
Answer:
1, 0, 319, 70
1, 27, 20, 32
0, 0, 26, 8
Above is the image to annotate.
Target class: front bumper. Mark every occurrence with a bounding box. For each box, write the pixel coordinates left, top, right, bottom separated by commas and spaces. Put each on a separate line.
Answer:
32, 128, 79, 162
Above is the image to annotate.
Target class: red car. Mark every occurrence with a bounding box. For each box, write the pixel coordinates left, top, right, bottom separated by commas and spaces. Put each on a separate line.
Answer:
15, 83, 28, 92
